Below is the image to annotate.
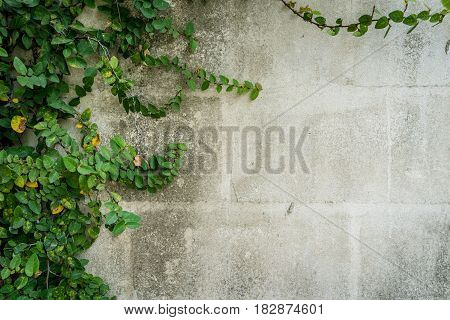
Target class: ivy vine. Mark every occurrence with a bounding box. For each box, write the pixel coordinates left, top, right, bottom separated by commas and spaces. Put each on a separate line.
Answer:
0, 0, 260, 300
281, 0, 448, 37
0, 0, 448, 300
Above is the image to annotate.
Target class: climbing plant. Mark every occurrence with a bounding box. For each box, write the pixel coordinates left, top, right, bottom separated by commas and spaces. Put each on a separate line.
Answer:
281, 0, 448, 37
0, 0, 261, 299
1, 0, 448, 301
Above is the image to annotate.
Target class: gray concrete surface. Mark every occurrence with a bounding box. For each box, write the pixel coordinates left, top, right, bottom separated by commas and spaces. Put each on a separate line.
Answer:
82, 0, 449, 299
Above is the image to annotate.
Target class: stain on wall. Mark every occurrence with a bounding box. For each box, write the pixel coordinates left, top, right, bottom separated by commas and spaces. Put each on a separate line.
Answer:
82, 0, 450, 299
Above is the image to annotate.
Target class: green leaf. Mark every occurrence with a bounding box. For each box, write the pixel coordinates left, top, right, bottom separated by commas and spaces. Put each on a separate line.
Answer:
84, 67, 97, 78
14, 176, 25, 188
112, 220, 126, 236
120, 211, 141, 228
9, 255, 21, 269
375, 16, 389, 29
14, 276, 28, 290
99, 146, 111, 160
1, 268, 11, 280
49, 100, 76, 115
358, 15, 373, 26
68, 222, 81, 235
111, 135, 126, 149
161, 161, 173, 169
43, 155, 53, 169
77, 165, 96, 175
25, 253, 39, 277
140, 7, 156, 18
0, 47, 8, 57
63, 157, 78, 172
201, 80, 210, 91
28, 200, 41, 214
219, 75, 229, 85
187, 79, 196, 91
0, 227, 7, 238
66, 56, 87, 69
189, 38, 197, 52
75, 85, 86, 97
327, 27, 340, 36
22, 35, 32, 49
417, 11, 430, 21
77, 39, 94, 56
403, 15, 418, 26
389, 10, 404, 23
442, 0, 450, 10
153, 0, 170, 11
250, 88, 260, 101
87, 226, 100, 239
87, 175, 97, 189
429, 13, 441, 23
314, 16, 326, 25
22, 0, 39, 7
133, 174, 143, 188
347, 24, 358, 32
152, 18, 168, 30
110, 56, 119, 69
185, 21, 195, 37
105, 211, 118, 225
13, 57, 28, 75
81, 108, 92, 121
61, 198, 76, 210
85, 0, 96, 8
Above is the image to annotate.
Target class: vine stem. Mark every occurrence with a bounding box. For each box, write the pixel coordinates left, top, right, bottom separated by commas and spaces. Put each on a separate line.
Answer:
86, 36, 110, 58
278, 0, 410, 30
46, 259, 50, 290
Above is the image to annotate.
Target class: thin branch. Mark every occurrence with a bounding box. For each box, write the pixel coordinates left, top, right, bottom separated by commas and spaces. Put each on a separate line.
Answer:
87, 36, 110, 58
278, 0, 420, 32
115, 0, 122, 24
46, 259, 50, 290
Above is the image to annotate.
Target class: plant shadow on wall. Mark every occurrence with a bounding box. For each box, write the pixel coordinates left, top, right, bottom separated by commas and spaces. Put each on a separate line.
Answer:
0, 0, 448, 300
0, 0, 261, 300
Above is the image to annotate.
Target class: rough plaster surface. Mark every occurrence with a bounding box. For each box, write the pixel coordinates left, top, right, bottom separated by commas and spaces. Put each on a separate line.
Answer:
82, 0, 449, 299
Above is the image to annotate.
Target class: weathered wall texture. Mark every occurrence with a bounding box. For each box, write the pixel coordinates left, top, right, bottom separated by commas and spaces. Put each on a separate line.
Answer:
81, 0, 449, 299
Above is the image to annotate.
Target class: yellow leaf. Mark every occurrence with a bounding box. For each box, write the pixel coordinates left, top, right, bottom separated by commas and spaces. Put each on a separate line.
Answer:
33, 270, 42, 278
0, 97, 8, 102
26, 181, 38, 189
91, 135, 100, 147
51, 205, 64, 215
11, 98, 19, 103
11, 115, 27, 133
76, 122, 83, 129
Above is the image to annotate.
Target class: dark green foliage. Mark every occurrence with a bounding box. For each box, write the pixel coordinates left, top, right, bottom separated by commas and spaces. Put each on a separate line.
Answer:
0, 0, 260, 299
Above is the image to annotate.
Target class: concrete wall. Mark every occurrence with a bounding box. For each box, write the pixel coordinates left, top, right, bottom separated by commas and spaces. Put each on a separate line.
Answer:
82, 0, 449, 299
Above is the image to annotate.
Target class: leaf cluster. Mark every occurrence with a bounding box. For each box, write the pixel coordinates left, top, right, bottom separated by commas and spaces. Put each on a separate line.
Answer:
0, 0, 260, 299
282, 0, 448, 37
